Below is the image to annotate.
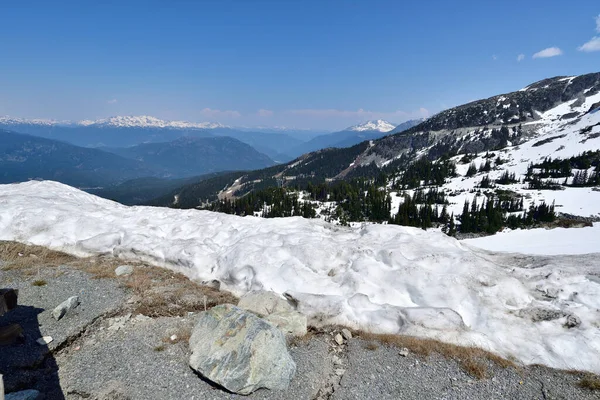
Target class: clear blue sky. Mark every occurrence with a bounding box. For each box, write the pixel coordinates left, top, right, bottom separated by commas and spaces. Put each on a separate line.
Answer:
1, 0, 599, 130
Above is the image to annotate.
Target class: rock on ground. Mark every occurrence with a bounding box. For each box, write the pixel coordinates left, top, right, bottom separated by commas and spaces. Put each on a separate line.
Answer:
188, 304, 296, 395
265, 310, 307, 337
237, 290, 294, 316
114, 265, 134, 276
52, 296, 80, 320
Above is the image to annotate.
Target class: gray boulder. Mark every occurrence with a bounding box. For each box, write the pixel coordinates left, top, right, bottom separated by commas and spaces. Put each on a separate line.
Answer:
189, 304, 296, 395
265, 310, 308, 337
114, 265, 134, 276
238, 290, 294, 316
52, 296, 80, 321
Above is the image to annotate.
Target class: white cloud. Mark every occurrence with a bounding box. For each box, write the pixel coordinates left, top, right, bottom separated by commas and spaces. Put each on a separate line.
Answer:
517, 54, 525, 62
492, 55, 498, 61
596, 14, 600, 33
532, 47, 563, 59
199, 108, 241, 119
578, 36, 600, 52
257, 109, 274, 117
107, 99, 118, 104
288, 107, 430, 121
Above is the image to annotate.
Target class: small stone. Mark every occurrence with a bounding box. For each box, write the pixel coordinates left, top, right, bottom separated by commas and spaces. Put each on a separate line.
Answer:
565, 314, 581, 328
115, 265, 134, 276
5, 389, 41, 400
133, 314, 150, 323
52, 296, 80, 321
335, 368, 346, 376
332, 355, 343, 365
37, 336, 53, 345
201, 279, 221, 290
341, 328, 352, 340
170, 334, 178, 342
399, 348, 409, 357
334, 333, 344, 345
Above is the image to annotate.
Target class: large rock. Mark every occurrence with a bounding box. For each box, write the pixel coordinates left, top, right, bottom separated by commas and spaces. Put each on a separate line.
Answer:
265, 311, 307, 337
188, 304, 296, 395
52, 296, 80, 321
238, 290, 294, 316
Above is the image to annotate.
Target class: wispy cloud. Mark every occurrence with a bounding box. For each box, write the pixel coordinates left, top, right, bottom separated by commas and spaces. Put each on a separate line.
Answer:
578, 37, 600, 52
107, 99, 118, 104
596, 14, 600, 32
199, 108, 241, 119
257, 109, 274, 117
492, 55, 498, 61
517, 54, 525, 62
288, 107, 430, 121
532, 47, 563, 59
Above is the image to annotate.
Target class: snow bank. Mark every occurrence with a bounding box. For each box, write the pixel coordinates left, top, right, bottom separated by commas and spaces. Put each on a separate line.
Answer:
463, 224, 600, 255
1, 181, 600, 373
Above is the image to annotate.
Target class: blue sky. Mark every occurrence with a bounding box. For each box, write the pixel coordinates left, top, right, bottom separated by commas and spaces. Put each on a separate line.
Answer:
0, 0, 599, 130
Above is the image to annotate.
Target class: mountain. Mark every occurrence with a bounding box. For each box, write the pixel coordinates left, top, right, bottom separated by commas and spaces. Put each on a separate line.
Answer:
0, 115, 304, 162
347, 119, 396, 132
105, 136, 275, 177
149, 72, 600, 219
287, 119, 416, 157
0, 129, 158, 187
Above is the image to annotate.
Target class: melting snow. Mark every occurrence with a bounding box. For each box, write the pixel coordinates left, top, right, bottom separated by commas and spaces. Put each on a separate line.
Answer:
1, 181, 600, 373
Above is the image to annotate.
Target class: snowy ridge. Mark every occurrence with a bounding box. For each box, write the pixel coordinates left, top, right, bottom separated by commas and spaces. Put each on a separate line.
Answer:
0, 116, 64, 126
0, 115, 228, 130
76, 115, 227, 129
1, 180, 600, 373
347, 119, 395, 132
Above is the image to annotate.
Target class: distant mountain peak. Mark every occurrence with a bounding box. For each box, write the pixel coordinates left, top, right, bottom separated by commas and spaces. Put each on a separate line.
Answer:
0, 116, 63, 126
76, 115, 228, 129
347, 120, 396, 132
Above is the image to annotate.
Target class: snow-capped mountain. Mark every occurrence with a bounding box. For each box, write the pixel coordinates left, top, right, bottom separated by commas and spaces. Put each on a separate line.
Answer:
0, 116, 65, 126
76, 115, 227, 129
347, 119, 395, 132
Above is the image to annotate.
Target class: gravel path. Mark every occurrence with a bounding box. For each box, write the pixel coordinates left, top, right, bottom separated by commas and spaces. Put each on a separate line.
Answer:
333, 339, 600, 400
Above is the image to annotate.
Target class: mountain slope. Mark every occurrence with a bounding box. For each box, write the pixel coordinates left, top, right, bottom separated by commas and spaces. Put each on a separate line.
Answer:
0, 129, 159, 187
148, 72, 600, 216
105, 136, 275, 177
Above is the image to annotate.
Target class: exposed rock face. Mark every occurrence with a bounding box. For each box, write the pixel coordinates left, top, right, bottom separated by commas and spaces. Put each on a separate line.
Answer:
188, 304, 296, 395
52, 296, 80, 321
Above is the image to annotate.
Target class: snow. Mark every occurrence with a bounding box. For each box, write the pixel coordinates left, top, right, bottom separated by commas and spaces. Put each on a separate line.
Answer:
2, 180, 600, 373
76, 115, 227, 129
463, 223, 600, 255
348, 119, 395, 132
0, 115, 227, 130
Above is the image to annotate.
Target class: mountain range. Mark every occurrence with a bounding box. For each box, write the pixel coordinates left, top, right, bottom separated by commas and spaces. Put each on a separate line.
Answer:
0, 116, 413, 163
150, 72, 600, 216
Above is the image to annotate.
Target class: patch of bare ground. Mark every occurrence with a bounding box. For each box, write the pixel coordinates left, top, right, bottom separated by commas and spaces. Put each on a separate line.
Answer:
357, 331, 517, 379
0, 240, 238, 318
122, 266, 237, 317
0, 241, 76, 271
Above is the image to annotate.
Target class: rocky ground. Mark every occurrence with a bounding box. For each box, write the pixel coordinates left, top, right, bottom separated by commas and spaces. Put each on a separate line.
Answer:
1, 241, 599, 400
